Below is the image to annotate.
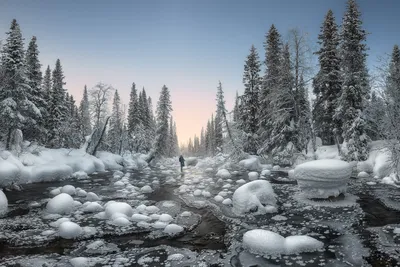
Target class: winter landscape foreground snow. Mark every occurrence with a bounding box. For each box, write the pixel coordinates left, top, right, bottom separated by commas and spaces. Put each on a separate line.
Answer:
2, 145, 400, 266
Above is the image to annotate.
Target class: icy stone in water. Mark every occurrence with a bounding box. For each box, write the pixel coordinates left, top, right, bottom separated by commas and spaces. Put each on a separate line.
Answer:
214, 195, 224, 202
61, 185, 76, 196
136, 204, 147, 213
50, 188, 61, 196
236, 179, 246, 184
73, 200, 82, 208
46, 193, 75, 214
159, 213, 173, 222
114, 181, 124, 186
218, 191, 228, 197
77, 189, 87, 197
164, 224, 184, 235
86, 192, 100, 201
357, 171, 369, 178
167, 253, 185, 261
132, 214, 151, 222
69, 257, 90, 267
284, 235, 324, 254
248, 172, 259, 181
94, 211, 106, 219
261, 169, 271, 176
193, 189, 202, 196
83, 202, 103, 213
50, 217, 71, 227
59, 221, 82, 239
272, 215, 288, 221
222, 198, 232, 205
146, 205, 160, 213
111, 216, 131, 226
140, 185, 153, 193
41, 230, 56, 236
243, 229, 285, 257
366, 181, 376, 185
162, 201, 175, 208
232, 180, 277, 215
0, 190, 8, 216
394, 228, 400, 234
105, 201, 133, 218
273, 165, 280, 170
28, 201, 41, 208
181, 211, 191, 217
222, 184, 231, 189
216, 169, 231, 178
152, 221, 168, 229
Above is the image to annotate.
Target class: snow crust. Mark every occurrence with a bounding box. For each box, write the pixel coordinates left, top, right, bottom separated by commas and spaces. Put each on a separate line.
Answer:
232, 180, 277, 215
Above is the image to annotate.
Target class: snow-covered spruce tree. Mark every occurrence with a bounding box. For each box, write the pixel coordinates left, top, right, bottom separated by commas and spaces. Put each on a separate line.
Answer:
173, 121, 179, 155
200, 127, 205, 155
61, 94, 81, 148
151, 85, 172, 159
336, 0, 370, 161
240, 45, 262, 154
79, 85, 92, 138
127, 82, 139, 134
233, 91, 240, 123
297, 75, 312, 152
381, 44, 400, 175
108, 90, 123, 154
215, 81, 226, 153
313, 9, 342, 146
167, 116, 175, 157
258, 24, 282, 155
210, 114, 216, 155
25, 36, 47, 143
365, 91, 385, 141
0, 19, 41, 150
139, 88, 151, 128
47, 59, 67, 147
194, 135, 200, 156
205, 119, 211, 155
266, 43, 296, 165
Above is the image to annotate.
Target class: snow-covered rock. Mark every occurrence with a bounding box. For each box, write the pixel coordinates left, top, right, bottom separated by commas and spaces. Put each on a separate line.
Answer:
105, 201, 133, 218
243, 229, 324, 256
140, 185, 153, 193
214, 195, 224, 202
159, 213, 173, 222
248, 172, 259, 180
357, 171, 369, 178
164, 224, 184, 235
76, 189, 87, 197
294, 159, 352, 198
239, 157, 261, 171
111, 217, 131, 227
152, 221, 168, 229
72, 171, 88, 179
59, 221, 82, 239
216, 169, 231, 179
236, 179, 246, 184
167, 253, 185, 261
181, 211, 191, 217
61, 185, 76, 196
69, 257, 89, 267
82, 202, 103, 213
186, 157, 198, 166
201, 190, 211, 198
50, 217, 71, 227
50, 188, 61, 196
288, 170, 295, 179
232, 180, 277, 215
261, 169, 271, 176
272, 165, 280, 171
46, 193, 75, 214
131, 214, 151, 222
0, 190, 8, 216
193, 189, 202, 196
86, 192, 100, 201
222, 198, 232, 205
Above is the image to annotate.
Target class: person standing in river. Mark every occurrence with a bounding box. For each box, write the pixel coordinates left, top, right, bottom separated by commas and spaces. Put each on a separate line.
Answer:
179, 155, 185, 172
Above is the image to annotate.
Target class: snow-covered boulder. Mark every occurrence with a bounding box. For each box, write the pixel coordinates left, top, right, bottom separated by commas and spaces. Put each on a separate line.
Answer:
61, 185, 76, 196
59, 221, 82, 239
214, 195, 224, 202
105, 201, 133, 219
248, 172, 259, 181
294, 159, 352, 199
72, 171, 88, 179
222, 198, 232, 205
243, 229, 324, 256
261, 169, 271, 177
131, 214, 151, 222
357, 171, 369, 178
111, 217, 131, 227
86, 192, 100, 201
288, 170, 295, 179
239, 157, 262, 171
0, 190, 8, 216
216, 169, 231, 179
232, 180, 277, 215
164, 224, 184, 235
140, 185, 153, 193
186, 157, 198, 166
46, 193, 75, 214
82, 202, 103, 213
96, 151, 123, 170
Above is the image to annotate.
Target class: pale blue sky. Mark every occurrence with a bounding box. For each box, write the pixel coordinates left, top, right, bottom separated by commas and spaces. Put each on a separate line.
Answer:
0, 0, 399, 143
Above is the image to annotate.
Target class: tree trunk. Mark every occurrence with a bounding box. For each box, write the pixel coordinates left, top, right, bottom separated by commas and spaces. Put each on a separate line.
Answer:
92, 116, 110, 156
6, 127, 12, 151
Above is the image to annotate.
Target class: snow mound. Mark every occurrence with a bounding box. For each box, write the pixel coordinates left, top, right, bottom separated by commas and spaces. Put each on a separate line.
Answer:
222, 198, 232, 205
214, 195, 224, 202
186, 157, 198, 166
105, 201, 133, 218
357, 171, 369, 178
0, 190, 8, 216
261, 169, 271, 176
159, 213, 173, 222
111, 217, 131, 226
50, 217, 70, 227
232, 180, 277, 215
82, 202, 103, 213
243, 229, 324, 256
181, 211, 191, 217
50, 188, 61, 196
193, 189, 202, 196
61, 185, 76, 196
77, 189, 87, 197
59, 221, 82, 239
72, 171, 88, 179
288, 170, 295, 178
164, 224, 184, 235
69, 257, 89, 267
236, 179, 246, 184
216, 169, 231, 179
131, 214, 151, 222
202, 191, 211, 197
294, 159, 352, 198
86, 192, 100, 201
239, 157, 261, 171
140, 185, 153, 193
248, 172, 259, 180
96, 151, 123, 170
46, 193, 75, 214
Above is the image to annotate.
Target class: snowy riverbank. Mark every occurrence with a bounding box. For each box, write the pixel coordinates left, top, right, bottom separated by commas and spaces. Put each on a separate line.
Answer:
0, 144, 148, 187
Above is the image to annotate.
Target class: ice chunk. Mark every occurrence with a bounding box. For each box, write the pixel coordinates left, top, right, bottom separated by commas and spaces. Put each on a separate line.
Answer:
357, 171, 369, 178
164, 224, 184, 235
248, 172, 259, 180
105, 201, 133, 218
294, 159, 352, 198
222, 198, 232, 205
46, 193, 75, 214
243, 229, 285, 257
61, 185, 76, 196
284, 235, 324, 254
140, 185, 153, 193
86, 192, 100, 201
239, 157, 261, 171
159, 213, 173, 222
59, 221, 82, 239
232, 180, 277, 215
216, 169, 231, 179
0, 190, 8, 216
131, 214, 151, 222
214, 195, 224, 202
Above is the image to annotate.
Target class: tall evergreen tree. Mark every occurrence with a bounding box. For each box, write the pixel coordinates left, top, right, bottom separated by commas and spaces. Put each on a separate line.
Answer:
108, 90, 123, 153
173, 121, 179, 155
205, 120, 211, 155
153, 85, 172, 157
233, 91, 240, 123
215, 81, 226, 153
313, 9, 342, 146
336, 0, 370, 161
200, 127, 205, 155
210, 114, 215, 155
297, 75, 312, 152
0, 19, 40, 149
259, 24, 282, 154
241, 45, 262, 154
79, 85, 92, 138
48, 59, 67, 147
127, 82, 139, 134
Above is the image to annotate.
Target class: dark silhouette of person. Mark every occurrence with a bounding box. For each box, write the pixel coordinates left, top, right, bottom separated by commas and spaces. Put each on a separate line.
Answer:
179, 155, 185, 172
